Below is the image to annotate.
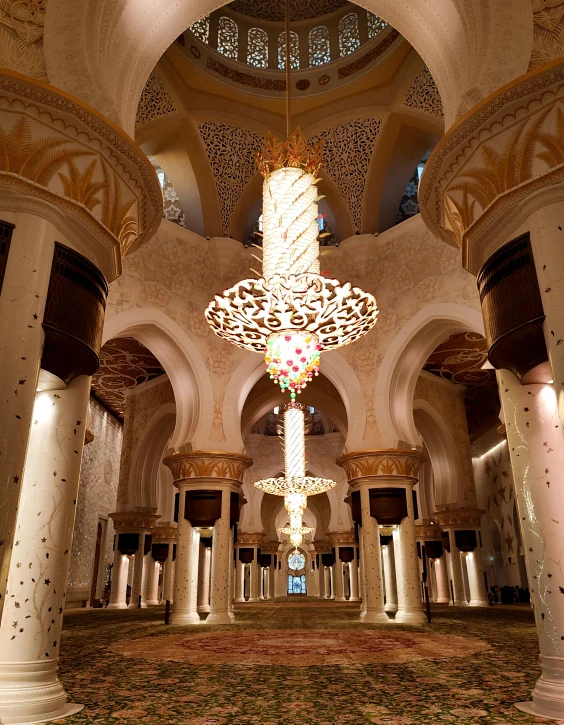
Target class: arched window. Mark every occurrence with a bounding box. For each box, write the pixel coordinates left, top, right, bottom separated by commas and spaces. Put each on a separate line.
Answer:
278, 31, 299, 69
367, 12, 387, 39
217, 16, 238, 60
189, 15, 210, 43
247, 27, 268, 68
309, 25, 330, 66
339, 13, 360, 57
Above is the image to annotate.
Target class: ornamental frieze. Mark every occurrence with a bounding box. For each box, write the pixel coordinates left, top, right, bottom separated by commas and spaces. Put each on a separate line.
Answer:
337, 449, 425, 482
163, 451, 253, 483
152, 525, 178, 540
260, 540, 280, 552
312, 540, 332, 553
419, 59, 564, 272
415, 523, 442, 540
328, 530, 357, 545
109, 512, 161, 530
0, 70, 162, 278
236, 532, 264, 545
433, 508, 485, 527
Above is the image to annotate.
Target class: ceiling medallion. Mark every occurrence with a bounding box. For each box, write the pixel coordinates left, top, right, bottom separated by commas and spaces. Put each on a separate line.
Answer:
204, 0, 378, 548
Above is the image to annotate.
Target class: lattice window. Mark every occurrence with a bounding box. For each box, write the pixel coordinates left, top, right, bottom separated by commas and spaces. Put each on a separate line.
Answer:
197, 122, 264, 234
135, 73, 177, 128
217, 16, 238, 60
310, 118, 382, 232
190, 15, 210, 43
404, 66, 444, 119
278, 31, 299, 69
309, 26, 330, 66
247, 27, 268, 68
230, 0, 347, 22
339, 13, 360, 57
367, 12, 387, 39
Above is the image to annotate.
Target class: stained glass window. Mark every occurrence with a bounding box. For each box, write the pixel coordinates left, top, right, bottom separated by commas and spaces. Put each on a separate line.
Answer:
309, 25, 330, 66
367, 12, 387, 39
339, 12, 360, 57
247, 27, 268, 68
189, 15, 210, 43
289, 552, 305, 570
278, 31, 299, 69
217, 16, 238, 60
288, 574, 306, 594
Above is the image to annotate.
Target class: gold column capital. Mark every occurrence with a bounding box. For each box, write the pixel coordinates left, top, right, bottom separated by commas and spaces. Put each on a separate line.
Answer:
433, 508, 485, 527
337, 449, 426, 483
109, 511, 160, 531
163, 451, 253, 484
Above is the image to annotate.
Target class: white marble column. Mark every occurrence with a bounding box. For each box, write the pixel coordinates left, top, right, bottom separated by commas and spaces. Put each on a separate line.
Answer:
394, 489, 426, 624
324, 566, 331, 599
162, 546, 175, 604
349, 551, 361, 601
145, 557, 160, 606
128, 532, 147, 609
333, 548, 346, 602
0, 375, 91, 724
359, 536, 367, 616
446, 531, 468, 606
382, 540, 398, 613
318, 559, 326, 599
197, 543, 212, 614
466, 544, 489, 606
268, 563, 275, 599
108, 548, 129, 609
249, 551, 261, 602
235, 552, 245, 602
171, 486, 200, 625
434, 556, 450, 603
259, 566, 266, 600
498, 371, 564, 718
208, 488, 232, 625
358, 486, 389, 623
0, 215, 55, 618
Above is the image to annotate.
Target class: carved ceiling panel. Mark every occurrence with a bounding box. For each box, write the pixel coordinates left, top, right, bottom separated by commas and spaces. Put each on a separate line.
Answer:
310, 118, 382, 232
423, 331, 499, 442
91, 337, 165, 420
228, 0, 349, 22
404, 66, 444, 119
136, 72, 177, 128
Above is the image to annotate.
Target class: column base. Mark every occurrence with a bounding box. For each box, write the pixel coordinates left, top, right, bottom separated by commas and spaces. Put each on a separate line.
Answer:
360, 610, 390, 624
106, 602, 128, 609
450, 600, 469, 606
335, 596, 347, 602
349, 596, 362, 602
146, 599, 160, 606
435, 597, 450, 604
469, 599, 489, 607
170, 610, 200, 625
206, 611, 233, 625
384, 602, 398, 613
514, 656, 564, 719
234, 597, 246, 603
394, 608, 427, 625
127, 602, 147, 609
197, 604, 211, 613
0, 661, 83, 724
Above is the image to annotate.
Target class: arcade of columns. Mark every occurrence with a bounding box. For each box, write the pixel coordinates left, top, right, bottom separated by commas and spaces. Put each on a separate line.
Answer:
1, 49, 564, 724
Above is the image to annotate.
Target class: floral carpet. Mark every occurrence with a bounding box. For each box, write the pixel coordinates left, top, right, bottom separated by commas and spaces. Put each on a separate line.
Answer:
54, 600, 555, 725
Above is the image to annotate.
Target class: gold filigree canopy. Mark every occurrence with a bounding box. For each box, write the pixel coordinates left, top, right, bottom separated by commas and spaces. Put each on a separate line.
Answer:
254, 128, 324, 178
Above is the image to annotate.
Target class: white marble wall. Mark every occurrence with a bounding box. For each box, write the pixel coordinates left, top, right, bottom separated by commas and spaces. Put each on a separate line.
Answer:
66, 397, 123, 607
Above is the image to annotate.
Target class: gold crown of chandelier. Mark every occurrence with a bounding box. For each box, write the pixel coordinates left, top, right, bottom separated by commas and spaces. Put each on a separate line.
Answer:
254, 128, 324, 178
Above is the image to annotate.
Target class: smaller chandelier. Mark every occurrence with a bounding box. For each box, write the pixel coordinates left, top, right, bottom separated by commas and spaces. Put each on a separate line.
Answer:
279, 525, 313, 549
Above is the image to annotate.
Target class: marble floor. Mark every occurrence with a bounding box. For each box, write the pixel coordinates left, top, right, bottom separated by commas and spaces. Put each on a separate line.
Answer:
55, 601, 553, 725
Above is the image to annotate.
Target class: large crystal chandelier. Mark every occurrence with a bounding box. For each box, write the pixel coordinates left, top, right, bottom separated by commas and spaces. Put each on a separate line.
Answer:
204, 0, 378, 548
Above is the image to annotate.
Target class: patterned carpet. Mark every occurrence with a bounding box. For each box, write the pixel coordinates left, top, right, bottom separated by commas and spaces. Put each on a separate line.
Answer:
54, 600, 555, 725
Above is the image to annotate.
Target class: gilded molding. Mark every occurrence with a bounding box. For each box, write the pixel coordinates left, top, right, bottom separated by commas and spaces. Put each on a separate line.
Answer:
152, 525, 178, 540
415, 523, 442, 539
419, 59, 564, 271
163, 451, 253, 482
109, 511, 160, 530
337, 449, 426, 483
0, 69, 162, 274
259, 540, 280, 552
433, 508, 485, 526
236, 532, 264, 545
312, 540, 332, 553
328, 530, 357, 545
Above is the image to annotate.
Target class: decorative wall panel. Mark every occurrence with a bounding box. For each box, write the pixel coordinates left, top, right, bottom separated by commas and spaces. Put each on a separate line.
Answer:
530, 1, 564, 69
197, 121, 264, 234
229, 0, 348, 22
136, 72, 177, 128
310, 118, 382, 231
404, 66, 444, 119
0, 0, 47, 79
91, 337, 165, 420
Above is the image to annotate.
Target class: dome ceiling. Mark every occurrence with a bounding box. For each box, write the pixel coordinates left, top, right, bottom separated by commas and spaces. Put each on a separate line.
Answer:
229, 0, 349, 22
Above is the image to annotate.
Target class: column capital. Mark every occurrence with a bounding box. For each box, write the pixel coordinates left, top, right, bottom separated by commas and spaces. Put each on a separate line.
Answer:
164, 451, 253, 485
260, 540, 280, 552
152, 524, 178, 541
236, 532, 264, 546
313, 539, 332, 553
109, 511, 160, 531
328, 530, 357, 545
0, 69, 162, 281
419, 58, 564, 274
415, 523, 443, 540
337, 449, 426, 484
433, 508, 485, 528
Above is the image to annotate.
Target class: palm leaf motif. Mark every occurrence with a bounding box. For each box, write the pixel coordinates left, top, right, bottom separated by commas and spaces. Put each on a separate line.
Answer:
535, 106, 564, 168
0, 116, 91, 185
449, 107, 552, 211
100, 159, 138, 251
58, 159, 107, 211
444, 184, 476, 245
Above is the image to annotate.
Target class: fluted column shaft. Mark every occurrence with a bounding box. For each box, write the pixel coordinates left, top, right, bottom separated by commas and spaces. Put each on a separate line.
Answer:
446, 530, 468, 606
129, 532, 147, 609
108, 549, 129, 609
162, 547, 175, 604
394, 485, 426, 624
324, 566, 331, 599
466, 541, 488, 606
208, 489, 232, 625
171, 485, 200, 626
250, 550, 261, 602
349, 551, 360, 601
333, 547, 346, 601
197, 544, 212, 613
435, 556, 450, 603
382, 541, 398, 613
145, 557, 160, 605
358, 485, 388, 623
235, 554, 245, 602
